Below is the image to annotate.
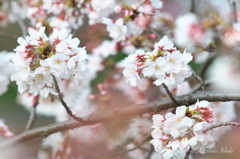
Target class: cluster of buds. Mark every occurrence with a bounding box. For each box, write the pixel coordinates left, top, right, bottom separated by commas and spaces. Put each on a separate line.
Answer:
11, 27, 88, 98
0, 119, 14, 138
150, 100, 215, 159
123, 36, 192, 87
89, 84, 111, 110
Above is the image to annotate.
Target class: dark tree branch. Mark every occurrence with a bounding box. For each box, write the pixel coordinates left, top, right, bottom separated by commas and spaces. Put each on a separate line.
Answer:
163, 84, 178, 105
190, 0, 195, 13
146, 145, 154, 159
0, 91, 240, 150
52, 75, 87, 123
228, 0, 238, 23
184, 149, 192, 159
25, 98, 39, 130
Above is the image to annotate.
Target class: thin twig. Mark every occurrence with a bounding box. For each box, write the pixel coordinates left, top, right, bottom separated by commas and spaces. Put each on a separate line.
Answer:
228, 0, 238, 23
1, 91, 240, 150
190, 0, 195, 13
150, 29, 161, 39
190, 67, 206, 91
198, 52, 217, 79
25, 98, 39, 130
163, 84, 178, 105
204, 121, 240, 132
10, 0, 27, 37
0, 31, 18, 39
106, 135, 152, 157
184, 149, 191, 159
14, 14, 27, 37
146, 145, 154, 159
190, 80, 211, 94
52, 75, 87, 123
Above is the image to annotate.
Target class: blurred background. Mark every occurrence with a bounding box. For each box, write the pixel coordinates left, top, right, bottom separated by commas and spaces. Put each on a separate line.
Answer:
1, 0, 240, 159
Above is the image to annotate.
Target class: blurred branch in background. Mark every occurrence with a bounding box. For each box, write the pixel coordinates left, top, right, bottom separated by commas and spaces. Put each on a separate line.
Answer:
0, 91, 240, 151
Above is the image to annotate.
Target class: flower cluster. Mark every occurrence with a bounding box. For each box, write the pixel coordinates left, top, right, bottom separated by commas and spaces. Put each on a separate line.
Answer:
102, 18, 128, 42
150, 100, 215, 159
41, 132, 74, 159
174, 13, 214, 50
102, 1, 163, 41
26, 0, 117, 30
123, 36, 192, 87
26, 0, 85, 30
11, 27, 87, 97
0, 51, 15, 95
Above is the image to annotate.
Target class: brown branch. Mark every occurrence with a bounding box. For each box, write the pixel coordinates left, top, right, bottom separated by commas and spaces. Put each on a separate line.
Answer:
190, 80, 211, 94
25, 98, 39, 130
198, 53, 217, 79
0, 31, 18, 39
163, 84, 178, 105
52, 75, 87, 123
228, 0, 238, 23
0, 91, 240, 150
190, 0, 195, 13
190, 67, 206, 91
146, 145, 154, 159
184, 149, 192, 159
204, 121, 240, 132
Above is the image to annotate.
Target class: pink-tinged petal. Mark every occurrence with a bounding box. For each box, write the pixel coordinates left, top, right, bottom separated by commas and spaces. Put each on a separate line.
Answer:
170, 128, 180, 138
176, 106, 187, 118
152, 114, 164, 127
181, 137, 189, 149
188, 136, 198, 147
149, 138, 163, 152
151, 128, 163, 139
168, 140, 180, 150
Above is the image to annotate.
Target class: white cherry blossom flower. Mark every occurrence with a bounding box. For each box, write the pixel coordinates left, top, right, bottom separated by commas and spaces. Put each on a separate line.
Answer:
153, 35, 174, 53
142, 57, 170, 77
11, 27, 88, 98
150, 100, 215, 158
28, 27, 48, 45
0, 51, 15, 95
102, 17, 127, 41
123, 62, 141, 87
123, 35, 192, 88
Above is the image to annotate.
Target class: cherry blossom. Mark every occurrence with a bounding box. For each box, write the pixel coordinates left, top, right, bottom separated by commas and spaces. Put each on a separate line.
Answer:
174, 13, 214, 50
207, 56, 240, 91
102, 18, 128, 41
1, 1, 240, 158
123, 36, 192, 87
88, 0, 115, 25
150, 100, 215, 158
11, 27, 88, 98
0, 51, 15, 95
92, 40, 117, 58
